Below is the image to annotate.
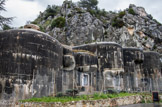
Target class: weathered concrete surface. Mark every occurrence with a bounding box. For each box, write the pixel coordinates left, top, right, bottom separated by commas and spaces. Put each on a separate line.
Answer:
73, 42, 124, 91
123, 48, 144, 91
0, 29, 161, 103
73, 51, 98, 93
0, 29, 63, 101
143, 52, 162, 91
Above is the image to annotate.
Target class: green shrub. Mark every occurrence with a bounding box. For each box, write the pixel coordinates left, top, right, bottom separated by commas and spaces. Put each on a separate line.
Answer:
66, 89, 79, 96
39, 25, 45, 32
118, 11, 125, 18
68, 4, 71, 8
104, 31, 108, 35
56, 92, 64, 97
88, 9, 96, 15
111, 17, 125, 28
128, 8, 136, 15
3, 24, 11, 30
51, 17, 66, 28
144, 36, 148, 40
76, 8, 84, 14
68, 14, 72, 17
153, 45, 157, 49
44, 5, 60, 20
153, 19, 161, 25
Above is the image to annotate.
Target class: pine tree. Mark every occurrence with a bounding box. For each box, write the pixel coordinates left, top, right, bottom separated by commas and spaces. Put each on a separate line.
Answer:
79, 0, 98, 10
0, 0, 12, 29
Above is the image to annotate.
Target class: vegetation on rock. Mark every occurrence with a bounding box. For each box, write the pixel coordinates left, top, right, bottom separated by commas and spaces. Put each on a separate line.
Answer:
44, 5, 60, 20
111, 16, 125, 28
118, 11, 125, 18
51, 17, 66, 28
79, 0, 98, 10
29, 0, 162, 54
128, 8, 136, 15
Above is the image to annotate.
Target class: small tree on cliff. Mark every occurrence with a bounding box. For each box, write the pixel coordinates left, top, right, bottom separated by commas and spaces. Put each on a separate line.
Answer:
79, 0, 98, 10
0, 0, 12, 29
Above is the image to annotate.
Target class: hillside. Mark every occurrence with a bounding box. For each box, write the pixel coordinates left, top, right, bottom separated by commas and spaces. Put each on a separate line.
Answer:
31, 0, 162, 54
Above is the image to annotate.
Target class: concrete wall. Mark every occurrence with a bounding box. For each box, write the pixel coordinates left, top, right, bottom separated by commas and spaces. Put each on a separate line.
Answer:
143, 52, 162, 91
0, 29, 63, 101
123, 48, 144, 91
73, 42, 124, 91
0, 29, 161, 102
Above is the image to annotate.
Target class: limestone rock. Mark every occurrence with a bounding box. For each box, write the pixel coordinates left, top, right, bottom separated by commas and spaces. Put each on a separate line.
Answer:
32, 1, 162, 54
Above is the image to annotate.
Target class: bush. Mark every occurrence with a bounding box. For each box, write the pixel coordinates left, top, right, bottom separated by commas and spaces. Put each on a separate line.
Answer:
106, 88, 118, 94
68, 14, 72, 18
3, 24, 11, 30
76, 8, 84, 14
44, 5, 60, 20
56, 92, 64, 97
118, 11, 125, 18
51, 17, 66, 28
111, 17, 125, 28
66, 89, 79, 97
128, 8, 136, 15
153, 19, 161, 25
39, 25, 45, 32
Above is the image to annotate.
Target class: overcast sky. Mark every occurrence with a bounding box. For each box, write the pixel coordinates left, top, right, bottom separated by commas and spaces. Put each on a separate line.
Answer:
1, 0, 162, 27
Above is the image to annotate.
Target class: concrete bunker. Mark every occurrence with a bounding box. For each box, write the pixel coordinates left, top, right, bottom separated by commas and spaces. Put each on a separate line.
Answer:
123, 48, 144, 92
143, 52, 162, 91
0, 29, 63, 100
73, 42, 124, 91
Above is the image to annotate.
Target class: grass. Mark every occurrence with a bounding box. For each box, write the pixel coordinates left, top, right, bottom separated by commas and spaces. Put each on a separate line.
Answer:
20, 92, 138, 103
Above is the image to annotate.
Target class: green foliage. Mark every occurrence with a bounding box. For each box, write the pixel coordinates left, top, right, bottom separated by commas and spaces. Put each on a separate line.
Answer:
111, 17, 125, 28
153, 19, 161, 25
88, 9, 96, 15
79, 0, 98, 10
56, 92, 64, 97
20, 92, 138, 103
128, 8, 136, 15
104, 31, 107, 35
0, 0, 13, 28
144, 36, 148, 40
118, 11, 125, 18
2, 24, 11, 30
51, 17, 66, 28
66, 89, 79, 96
39, 25, 45, 32
44, 5, 60, 20
68, 14, 72, 17
76, 7, 84, 14
153, 45, 157, 49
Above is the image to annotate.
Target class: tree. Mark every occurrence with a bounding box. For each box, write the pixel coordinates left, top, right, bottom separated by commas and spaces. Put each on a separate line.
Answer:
0, 0, 12, 29
79, 0, 98, 10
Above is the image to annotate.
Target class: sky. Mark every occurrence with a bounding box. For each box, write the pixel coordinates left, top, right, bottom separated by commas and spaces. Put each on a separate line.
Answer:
1, 0, 162, 27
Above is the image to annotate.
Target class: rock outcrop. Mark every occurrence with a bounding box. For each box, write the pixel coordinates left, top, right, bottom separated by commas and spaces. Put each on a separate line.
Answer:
33, 1, 162, 54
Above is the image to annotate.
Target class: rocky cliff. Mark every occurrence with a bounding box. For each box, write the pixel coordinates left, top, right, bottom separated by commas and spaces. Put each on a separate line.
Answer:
31, 1, 162, 54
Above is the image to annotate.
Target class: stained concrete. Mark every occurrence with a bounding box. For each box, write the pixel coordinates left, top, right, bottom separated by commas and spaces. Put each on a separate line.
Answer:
0, 29, 161, 102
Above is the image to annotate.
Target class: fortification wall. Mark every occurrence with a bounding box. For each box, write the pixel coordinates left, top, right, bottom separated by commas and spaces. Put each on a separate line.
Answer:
0, 29, 161, 102
0, 29, 63, 101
